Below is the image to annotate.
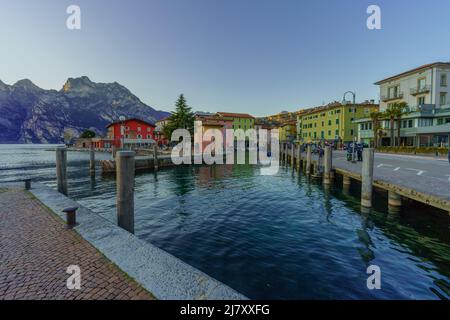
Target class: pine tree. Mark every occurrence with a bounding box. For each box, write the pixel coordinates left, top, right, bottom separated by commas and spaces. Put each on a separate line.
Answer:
162, 94, 195, 140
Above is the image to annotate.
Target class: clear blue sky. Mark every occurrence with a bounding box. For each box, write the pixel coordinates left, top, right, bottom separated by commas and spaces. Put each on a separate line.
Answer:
1, 0, 449, 116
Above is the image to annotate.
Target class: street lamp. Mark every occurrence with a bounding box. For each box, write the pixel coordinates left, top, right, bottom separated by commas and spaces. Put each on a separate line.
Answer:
119, 115, 126, 149
343, 91, 357, 163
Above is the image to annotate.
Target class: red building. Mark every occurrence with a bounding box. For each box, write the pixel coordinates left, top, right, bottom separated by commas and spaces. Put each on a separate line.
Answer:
104, 118, 156, 149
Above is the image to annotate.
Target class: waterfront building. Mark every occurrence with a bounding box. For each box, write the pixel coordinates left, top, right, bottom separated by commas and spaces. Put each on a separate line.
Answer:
194, 114, 233, 153
298, 101, 378, 145
106, 118, 156, 149
278, 121, 297, 143
154, 116, 171, 146
372, 62, 450, 147
216, 112, 255, 130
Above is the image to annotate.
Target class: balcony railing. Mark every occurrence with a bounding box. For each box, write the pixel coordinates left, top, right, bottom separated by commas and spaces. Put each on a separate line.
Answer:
381, 92, 404, 102
410, 85, 431, 96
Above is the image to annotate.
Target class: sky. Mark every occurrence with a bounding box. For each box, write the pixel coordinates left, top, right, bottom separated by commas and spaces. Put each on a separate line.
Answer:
1, 0, 450, 116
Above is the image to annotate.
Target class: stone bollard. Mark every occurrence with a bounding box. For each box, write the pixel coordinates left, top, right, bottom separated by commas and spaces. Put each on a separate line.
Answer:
56, 146, 68, 196
63, 207, 78, 229
153, 144, 159, 171
89, 144, 95, 175
323, 146, 332, 185
361, 148, 374, 208
291, 144, 295, 167
116, 151, 135, 234
306, 145, 312, 175
388, 190, 402, 207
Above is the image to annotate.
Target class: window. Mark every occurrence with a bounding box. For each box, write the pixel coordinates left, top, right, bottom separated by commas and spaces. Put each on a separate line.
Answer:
440, 92, 447, 106
328, 120, 332, 126
418, 78, 426, 90
335, 129, 339, 136
322, 121, 324, 127
418, 96, 426, 105
147, 127, 151, 132
441, 74, 447, 87
437, 118, 444, 125
336, 119, 339, 125
350, 129, 354, 136
321, 131, 324, 139
418, 119, 432, 127
328, 130, 331, 136
147, 134, 151, 138
137, 134, 142, 139
388, 85, 400, 98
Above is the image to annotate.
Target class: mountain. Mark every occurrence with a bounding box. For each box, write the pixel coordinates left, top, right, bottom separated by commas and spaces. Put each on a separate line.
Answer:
0, 76, 170, 143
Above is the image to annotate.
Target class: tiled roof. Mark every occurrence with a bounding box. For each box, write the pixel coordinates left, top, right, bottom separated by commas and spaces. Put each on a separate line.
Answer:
374, 62, 450, 85
216, 112, 255, 119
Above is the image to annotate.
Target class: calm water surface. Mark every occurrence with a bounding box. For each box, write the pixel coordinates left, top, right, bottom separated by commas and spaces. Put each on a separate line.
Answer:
1, 144, 449, 299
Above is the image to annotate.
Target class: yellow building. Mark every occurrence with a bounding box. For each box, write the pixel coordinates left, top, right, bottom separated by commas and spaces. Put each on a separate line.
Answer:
278, 121, 297, 143
299, 101, 379, 144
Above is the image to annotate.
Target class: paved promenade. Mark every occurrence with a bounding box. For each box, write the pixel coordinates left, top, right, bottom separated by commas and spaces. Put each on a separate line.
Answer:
0, 188, 153, 300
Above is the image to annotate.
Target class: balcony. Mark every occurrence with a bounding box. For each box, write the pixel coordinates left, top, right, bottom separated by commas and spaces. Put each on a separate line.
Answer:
410, 85, 431, 96
381, 92, 404, 102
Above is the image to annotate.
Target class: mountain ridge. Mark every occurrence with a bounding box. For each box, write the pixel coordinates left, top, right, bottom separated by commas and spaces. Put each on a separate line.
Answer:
0, 76, 170, 143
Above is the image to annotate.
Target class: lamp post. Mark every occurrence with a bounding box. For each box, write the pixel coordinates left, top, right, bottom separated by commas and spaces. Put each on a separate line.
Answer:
119, 115, 126, 150
343, 91, 357, 163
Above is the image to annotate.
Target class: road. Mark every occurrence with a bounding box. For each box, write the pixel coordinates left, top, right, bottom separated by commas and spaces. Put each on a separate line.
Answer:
308, 150, 450, 202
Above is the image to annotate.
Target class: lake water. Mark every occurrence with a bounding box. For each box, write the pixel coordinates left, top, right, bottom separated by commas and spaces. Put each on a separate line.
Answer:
0, 144, 449, 299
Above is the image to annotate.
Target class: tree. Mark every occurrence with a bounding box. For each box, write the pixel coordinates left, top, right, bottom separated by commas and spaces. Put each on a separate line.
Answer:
384, 102, 408, 146
369, 111, 382, 148
394, 102, 408, 147
80, 129, 96, 139
163, 94, 195, 140
383, 103, 404, 147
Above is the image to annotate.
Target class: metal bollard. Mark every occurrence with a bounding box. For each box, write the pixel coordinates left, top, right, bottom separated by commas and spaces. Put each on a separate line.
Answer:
63, 207, 78, 229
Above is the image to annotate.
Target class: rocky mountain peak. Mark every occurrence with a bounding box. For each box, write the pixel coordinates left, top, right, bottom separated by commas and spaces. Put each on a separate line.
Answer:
62, 76, 95, 93
13, 79, 42, 92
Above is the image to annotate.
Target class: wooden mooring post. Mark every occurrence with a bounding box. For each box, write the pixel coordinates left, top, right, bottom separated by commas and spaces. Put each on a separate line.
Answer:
153, 144, 159, 171
323, 146, 332, 185
89, 144, 95, 175
296, 144, 302, 170
361, 148, 374, 208
56, 146, 68, 196
116, 151, 135, 234
291, 144, 295, 167
306, 145, 312, 175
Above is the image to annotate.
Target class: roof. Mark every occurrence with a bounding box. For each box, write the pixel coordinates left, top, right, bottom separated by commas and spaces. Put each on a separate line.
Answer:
374, 62, 450, 85
106, 118, 155, 128
216, 112, 255, 119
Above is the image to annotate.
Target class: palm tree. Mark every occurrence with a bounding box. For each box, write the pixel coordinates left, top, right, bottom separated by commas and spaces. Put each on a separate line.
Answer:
383, 107, 396, 147
383, 103, 405, 146
392, 102, 408, 146
369, 111, 382, 148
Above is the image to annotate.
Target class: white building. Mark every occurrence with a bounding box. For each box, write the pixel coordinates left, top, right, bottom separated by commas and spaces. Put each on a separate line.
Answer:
372, 62, 450, 147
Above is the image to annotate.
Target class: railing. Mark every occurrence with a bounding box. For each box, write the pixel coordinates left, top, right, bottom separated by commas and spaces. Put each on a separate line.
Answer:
381, 92, 404, 102
410, 85, 431, 95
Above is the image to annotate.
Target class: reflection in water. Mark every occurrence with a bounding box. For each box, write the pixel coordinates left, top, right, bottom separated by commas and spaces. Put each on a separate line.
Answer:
0, 145, 449, 299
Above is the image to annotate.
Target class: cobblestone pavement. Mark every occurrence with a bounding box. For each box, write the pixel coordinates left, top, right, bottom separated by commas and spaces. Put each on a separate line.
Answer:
0, 188, 154, 300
